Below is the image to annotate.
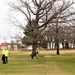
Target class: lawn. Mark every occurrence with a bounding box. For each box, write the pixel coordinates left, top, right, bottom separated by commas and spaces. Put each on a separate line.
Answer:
0, 50, 75, 75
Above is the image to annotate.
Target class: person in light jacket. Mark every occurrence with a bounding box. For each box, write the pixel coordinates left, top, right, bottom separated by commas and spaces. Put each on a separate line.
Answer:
31, 48, 39, 59
2, 48, 10, 64
4, 48, 10, 63
35, 48, 39, 59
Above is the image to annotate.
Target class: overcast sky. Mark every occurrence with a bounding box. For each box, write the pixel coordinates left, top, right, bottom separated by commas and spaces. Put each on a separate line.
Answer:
0, 0, 20, 43
0, 0, 9, 43
0, 0, 15, 43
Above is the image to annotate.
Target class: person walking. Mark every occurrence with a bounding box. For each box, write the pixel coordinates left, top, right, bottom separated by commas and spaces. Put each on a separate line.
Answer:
5, 48, 10, 64
1, 48, 10, 64
31, 48, 39, 59
35, 48, 39, 59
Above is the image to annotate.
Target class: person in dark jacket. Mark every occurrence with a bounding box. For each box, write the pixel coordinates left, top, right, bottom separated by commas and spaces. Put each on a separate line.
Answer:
2, 49, 6, 64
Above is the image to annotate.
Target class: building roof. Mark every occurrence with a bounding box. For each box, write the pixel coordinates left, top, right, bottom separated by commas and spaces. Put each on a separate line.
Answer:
0, 43, 10, 47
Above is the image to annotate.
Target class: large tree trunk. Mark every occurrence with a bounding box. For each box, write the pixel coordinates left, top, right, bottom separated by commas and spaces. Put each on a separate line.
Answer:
31, 32, 38, 58
55, 20, 60, 55
32, 43, 37, 54
56, 38, 60, 54
30, 42, 38, 59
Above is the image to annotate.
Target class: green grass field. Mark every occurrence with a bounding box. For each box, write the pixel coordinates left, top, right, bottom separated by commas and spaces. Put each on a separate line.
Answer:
0, 50, 75, 75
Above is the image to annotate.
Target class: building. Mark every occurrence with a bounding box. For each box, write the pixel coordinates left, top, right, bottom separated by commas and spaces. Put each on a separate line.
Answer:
0, 42, 10, 49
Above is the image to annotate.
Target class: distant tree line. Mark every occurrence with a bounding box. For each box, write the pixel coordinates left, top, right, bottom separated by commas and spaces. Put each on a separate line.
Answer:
22, 20, 75, 49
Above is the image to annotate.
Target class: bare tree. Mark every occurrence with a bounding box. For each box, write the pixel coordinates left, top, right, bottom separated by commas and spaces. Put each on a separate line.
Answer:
9, 0, 75, 55
41, 0, 75, 54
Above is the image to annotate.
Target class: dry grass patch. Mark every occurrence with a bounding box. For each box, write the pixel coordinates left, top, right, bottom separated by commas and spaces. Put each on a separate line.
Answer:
0, 50, 75, 75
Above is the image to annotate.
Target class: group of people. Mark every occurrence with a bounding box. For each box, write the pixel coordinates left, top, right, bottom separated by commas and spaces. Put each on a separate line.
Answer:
1, 48, 10, 64
1, 47, 39, 64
